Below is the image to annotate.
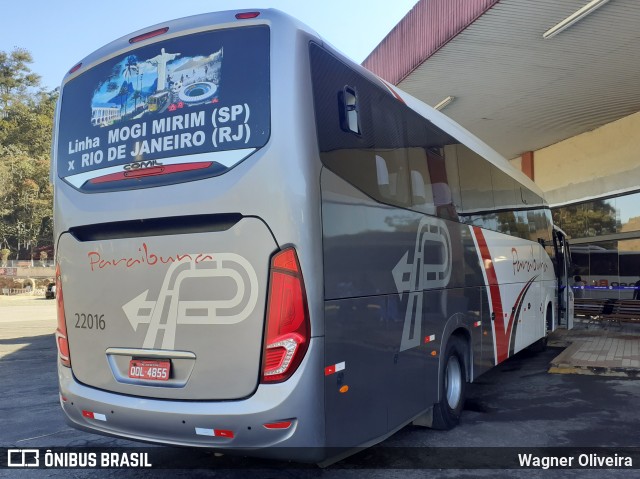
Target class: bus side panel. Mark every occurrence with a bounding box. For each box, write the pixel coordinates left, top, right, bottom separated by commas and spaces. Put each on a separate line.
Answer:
323, 296, 392, 446
310, 41, 556, 448
321, 169, 485, 446
319, 176, 553, 446
478, 286, 496, 374
469, 227, 555, 362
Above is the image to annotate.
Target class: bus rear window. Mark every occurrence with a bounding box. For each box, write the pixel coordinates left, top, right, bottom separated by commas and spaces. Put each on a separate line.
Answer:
57, 25, 270, 192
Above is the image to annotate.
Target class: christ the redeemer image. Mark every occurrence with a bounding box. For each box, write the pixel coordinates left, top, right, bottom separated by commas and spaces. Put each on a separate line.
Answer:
148, 48, 181, 91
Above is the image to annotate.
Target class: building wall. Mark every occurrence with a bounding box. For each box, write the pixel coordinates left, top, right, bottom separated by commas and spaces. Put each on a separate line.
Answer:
516, 111, 640, 298
531, 110, 640, 206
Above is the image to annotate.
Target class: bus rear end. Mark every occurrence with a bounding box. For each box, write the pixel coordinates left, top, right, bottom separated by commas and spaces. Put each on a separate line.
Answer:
52, 10, 324, 460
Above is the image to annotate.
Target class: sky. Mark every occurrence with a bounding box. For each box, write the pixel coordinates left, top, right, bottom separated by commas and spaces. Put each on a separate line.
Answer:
0, 0, 419, 91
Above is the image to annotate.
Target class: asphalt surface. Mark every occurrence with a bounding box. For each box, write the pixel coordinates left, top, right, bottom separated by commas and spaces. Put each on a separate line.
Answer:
1, 296, 639, 478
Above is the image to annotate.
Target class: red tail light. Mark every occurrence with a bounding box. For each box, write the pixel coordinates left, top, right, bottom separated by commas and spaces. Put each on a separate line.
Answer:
68, 62, 82, 75
129, 27, 169, 44
261, 248, 310, 383
54, 264, 71, 367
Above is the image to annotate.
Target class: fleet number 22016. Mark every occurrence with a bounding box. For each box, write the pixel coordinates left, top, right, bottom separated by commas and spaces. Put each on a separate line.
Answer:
74, 313, 105, 330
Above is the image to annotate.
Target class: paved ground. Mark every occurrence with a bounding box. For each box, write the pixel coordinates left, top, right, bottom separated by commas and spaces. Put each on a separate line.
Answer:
1, 296, 639, 478
550, 321, 640, 377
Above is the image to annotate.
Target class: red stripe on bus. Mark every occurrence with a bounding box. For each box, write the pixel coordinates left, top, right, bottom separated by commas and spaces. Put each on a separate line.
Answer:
381, 79, 405, 104
473, 227, 539, 364
88, 172, 127, 184
472, 227, 509, 363
507, 276, 537, 356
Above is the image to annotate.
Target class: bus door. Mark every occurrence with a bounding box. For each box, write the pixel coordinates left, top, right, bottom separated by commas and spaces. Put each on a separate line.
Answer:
553, 228, 574, 329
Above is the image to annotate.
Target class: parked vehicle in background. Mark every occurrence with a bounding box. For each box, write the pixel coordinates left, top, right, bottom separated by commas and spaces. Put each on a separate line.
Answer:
45, 283, 56, 299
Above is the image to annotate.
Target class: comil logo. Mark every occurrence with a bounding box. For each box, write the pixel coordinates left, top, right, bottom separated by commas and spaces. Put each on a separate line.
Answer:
123, 159, 164, 171
8, 449, 40, 467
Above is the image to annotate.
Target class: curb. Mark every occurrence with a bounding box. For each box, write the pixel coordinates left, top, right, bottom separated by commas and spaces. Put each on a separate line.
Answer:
549, 338, 640, 378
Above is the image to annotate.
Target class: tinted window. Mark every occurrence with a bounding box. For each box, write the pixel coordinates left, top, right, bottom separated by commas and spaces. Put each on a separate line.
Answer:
552, 198, 619, 239
57, 26, 270, 190
456, 145, 494, 213
311, 43, 459, 215
491, 167, 518, 210
310, 43, 549, 240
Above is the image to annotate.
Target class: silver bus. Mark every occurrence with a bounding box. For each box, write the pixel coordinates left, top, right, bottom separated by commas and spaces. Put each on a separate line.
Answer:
52, 9, 571, 463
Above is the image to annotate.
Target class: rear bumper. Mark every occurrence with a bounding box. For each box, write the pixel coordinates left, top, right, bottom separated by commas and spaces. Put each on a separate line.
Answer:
58, 338, 325, 460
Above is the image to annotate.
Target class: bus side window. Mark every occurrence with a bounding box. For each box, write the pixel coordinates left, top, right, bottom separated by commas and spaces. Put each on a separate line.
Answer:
443, 144, 463, 217
375, 155, 390, 197
411, 170, 434, 213
491, 165, 522, 237
407, 149, 435, 216
425, 149, 458, 221
403, 108, 457, 219
456, 144, 495, 224
490, 166, 518, 211
374, 149, 410, 207
369, 84, 411, 207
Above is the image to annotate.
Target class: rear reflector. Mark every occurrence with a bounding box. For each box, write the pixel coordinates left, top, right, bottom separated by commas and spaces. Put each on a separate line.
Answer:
129, 27, 169, 44
324, 361, 346, 376
82, 410, 107, 421
195, 428, 234, 438
261, 248, 310, 383
263, 420, 293, 430
236, 12, 260, 19
54, 264, 71, 368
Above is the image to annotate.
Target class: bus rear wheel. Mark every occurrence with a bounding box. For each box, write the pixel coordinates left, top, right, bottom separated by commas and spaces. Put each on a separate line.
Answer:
529, 305, 552, 353
432, 336, 467, 430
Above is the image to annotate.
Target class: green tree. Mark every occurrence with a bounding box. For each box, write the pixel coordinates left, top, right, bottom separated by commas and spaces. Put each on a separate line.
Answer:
0, 48, 56, 259
0, 48, 41, 111
0, 146, 53, 257
553, 200, 618, 239
0, 89, 56, 156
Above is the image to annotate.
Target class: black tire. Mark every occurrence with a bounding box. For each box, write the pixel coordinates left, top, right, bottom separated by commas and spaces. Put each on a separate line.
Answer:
528, 336, 548, 353
432, 336, 467, 430
530, 305, 552, 353
546, 304, 553, 332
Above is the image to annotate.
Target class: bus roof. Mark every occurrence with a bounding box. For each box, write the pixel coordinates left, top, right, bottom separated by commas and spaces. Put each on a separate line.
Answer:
61, 9, 320, 87
61, 7, 545, 201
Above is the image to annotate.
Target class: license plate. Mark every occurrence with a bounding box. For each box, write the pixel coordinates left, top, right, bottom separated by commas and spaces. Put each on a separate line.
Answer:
128, 359, 170, 381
